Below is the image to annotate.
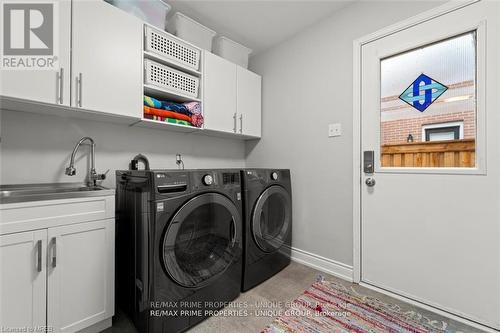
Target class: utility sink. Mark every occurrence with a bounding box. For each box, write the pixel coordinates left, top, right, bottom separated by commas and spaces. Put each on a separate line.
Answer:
0, 183, 115, 204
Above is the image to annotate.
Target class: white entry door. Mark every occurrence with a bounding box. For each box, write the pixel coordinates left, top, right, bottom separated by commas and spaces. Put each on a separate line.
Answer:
360, 1, 499, 329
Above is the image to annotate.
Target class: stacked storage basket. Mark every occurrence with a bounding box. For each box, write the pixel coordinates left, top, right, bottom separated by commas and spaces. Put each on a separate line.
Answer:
144, 26, 200, 99
145, 26, 200, 72
143, 25, 202, 129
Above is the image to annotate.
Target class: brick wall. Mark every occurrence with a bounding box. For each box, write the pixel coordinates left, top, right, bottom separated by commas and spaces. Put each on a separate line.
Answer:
381, 110, 475, 144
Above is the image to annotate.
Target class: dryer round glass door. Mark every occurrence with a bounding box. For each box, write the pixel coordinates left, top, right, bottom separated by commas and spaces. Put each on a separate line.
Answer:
162, 193, 241, 288
252, 185, 291, 252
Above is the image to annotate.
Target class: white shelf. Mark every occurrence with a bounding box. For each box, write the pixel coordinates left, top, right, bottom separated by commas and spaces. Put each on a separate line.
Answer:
143, 84, 201, 103
143, 51, 201, 77
131, 118, 201, 133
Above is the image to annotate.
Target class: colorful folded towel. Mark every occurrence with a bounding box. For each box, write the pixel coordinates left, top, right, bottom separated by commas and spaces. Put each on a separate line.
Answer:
144, 96, 192, 116
183, 102, 203, 127
164, 118, 192, 126
191, 113, 204, 127
143, 96, 204, 127
162, 101, 192, 116
143, 96, 162, 109
144, 114, 192, 126
143, 106, 192, 122
184, 101, 201, 115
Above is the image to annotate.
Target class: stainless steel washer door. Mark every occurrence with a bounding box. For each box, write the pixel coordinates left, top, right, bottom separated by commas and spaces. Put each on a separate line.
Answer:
252, 185, 291, 252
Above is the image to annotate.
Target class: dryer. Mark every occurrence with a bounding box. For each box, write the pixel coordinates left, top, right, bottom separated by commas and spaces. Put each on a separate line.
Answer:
115, 169, 242, 333
241, 169, 292, 291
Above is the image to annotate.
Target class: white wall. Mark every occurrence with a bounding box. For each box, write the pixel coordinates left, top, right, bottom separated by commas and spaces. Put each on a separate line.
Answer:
0, 110, 246, 188
247, 0, 444, 268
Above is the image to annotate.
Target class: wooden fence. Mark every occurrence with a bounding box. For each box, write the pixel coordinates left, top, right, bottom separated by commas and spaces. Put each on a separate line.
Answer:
381, 139, 475, 167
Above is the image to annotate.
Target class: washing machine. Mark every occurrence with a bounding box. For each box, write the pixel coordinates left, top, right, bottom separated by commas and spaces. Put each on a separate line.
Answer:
241, 169, 292, 291
115, 169, 243, 333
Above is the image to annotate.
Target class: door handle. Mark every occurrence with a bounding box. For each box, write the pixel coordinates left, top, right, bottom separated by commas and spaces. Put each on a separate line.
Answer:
76, 73, 83, 107
365, 178, 376, 187
36, 240, 42, 272
230, 217, 236, 247
233, 113, 237, 133
51, 237, 57, 268
239, 114, 243, 133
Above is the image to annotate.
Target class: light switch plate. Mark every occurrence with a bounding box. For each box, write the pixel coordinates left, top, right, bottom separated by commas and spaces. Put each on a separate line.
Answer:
328, 123, 342, 137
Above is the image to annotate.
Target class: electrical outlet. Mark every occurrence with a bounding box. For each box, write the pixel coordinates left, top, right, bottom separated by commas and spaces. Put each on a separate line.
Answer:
328, 123, 342, 137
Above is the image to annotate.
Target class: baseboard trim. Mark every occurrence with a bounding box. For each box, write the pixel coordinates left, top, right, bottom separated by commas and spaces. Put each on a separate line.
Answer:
77, 317, 112, 333
360, 282, 500, 333
289, 246, 353, 282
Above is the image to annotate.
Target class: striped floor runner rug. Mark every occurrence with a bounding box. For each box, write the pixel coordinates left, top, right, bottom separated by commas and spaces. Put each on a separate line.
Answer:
262, 277, 450, 333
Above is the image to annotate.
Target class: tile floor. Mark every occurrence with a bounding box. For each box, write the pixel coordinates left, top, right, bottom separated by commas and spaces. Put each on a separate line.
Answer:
104, 261, 486, 333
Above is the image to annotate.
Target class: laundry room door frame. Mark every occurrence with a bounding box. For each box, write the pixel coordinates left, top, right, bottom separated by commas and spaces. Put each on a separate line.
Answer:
351, 0, 499, 331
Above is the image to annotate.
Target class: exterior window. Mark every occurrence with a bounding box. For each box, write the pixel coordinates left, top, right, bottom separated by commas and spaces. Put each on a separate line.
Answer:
422, 121, 463, 142
380, 32, 476, 168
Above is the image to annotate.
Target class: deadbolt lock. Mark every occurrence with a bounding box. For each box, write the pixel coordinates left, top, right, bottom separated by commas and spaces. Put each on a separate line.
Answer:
364, 151, 375, 173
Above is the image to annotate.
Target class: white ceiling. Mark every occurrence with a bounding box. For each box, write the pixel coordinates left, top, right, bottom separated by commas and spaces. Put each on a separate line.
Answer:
167, 1, 355, 56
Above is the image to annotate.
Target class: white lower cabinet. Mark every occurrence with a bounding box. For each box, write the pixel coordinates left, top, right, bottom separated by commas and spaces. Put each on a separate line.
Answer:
0, 230, 47, 330
48, 219, 114, 333
0, 196, 115, 333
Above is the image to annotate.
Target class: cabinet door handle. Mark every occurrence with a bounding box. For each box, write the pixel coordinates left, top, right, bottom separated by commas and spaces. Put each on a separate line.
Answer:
51, 237, 57, 268
56, 71, 61, 104
36, 240, 42, 272
76, 73, 83, 107
59, 68, 64, 104
233, 113, 237, 133
239, 114, 243, 134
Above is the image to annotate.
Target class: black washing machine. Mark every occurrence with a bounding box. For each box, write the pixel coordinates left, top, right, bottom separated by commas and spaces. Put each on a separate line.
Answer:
241, 169, 292, 291
115, 169, 242, 333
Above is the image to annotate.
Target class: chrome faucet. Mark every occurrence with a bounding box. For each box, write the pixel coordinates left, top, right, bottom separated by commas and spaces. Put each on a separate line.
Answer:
65, 137, 107, 187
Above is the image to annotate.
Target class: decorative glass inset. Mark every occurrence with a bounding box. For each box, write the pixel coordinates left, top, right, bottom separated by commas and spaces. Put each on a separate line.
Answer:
399, 73, 448, 112
380, 32, 477, 168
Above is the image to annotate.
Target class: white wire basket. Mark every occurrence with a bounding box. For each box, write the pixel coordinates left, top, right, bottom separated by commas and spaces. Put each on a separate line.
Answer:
145, 25, 200, 71
144, 59, 199, 98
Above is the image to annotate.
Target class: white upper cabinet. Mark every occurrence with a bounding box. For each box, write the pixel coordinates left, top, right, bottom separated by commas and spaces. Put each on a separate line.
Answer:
237, 66, 261, 137
0, 230, 47, 330
0, 0, 71, 105
203, 51, 237, 133
0, 0, 261, 138
71, 0, 142, 118
203, 51, 262, 137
